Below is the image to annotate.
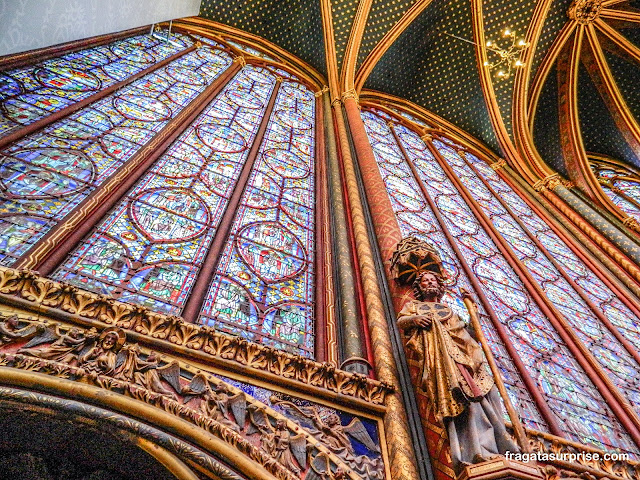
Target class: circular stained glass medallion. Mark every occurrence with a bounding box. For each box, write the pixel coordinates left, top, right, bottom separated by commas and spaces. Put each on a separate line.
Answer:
0, 148, 94, 198
35, 66, 101, 91
197, 123, 247, 153
130, 188, 210, 242
236, 222, 306, 282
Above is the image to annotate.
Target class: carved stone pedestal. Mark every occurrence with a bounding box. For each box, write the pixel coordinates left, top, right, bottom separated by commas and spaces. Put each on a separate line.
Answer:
457, 457, 543, 480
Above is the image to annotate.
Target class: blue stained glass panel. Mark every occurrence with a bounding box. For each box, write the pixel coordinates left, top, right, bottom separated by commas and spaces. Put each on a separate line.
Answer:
200, 81, 316, 357
0, 46, 232, 266
0, 31, 193, 139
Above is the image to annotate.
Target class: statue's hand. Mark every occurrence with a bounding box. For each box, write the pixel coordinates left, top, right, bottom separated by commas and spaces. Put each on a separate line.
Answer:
413, 315, 433, 328
398, 314, 432, 330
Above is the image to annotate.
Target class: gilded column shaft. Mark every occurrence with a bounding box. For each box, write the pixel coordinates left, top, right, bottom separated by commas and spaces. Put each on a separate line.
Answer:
333, 98, 421, 480
322, 92, 368, 372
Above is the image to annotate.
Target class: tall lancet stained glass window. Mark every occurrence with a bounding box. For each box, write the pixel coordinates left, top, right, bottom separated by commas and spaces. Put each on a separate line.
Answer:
0, 42, 232, 266
199, 81, 316, 357
53, 65, 274, 313
361, 108, 640, 456
44, 35, 319, 358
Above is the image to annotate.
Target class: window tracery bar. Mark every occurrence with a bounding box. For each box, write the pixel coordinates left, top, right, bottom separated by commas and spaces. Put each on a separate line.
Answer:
0, 31, 194, 141
199, 81, 317, 358
52, 65, 276, 314
0, 46, 233, 267
360, 109, 640, 456
425, 137, 640, 415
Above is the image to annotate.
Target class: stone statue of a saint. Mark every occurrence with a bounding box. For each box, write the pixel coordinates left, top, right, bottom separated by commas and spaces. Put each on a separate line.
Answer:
397, 270, 518, 472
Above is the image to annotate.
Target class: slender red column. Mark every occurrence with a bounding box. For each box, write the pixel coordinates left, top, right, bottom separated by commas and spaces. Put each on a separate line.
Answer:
181, 79, 281, 322
342, 98, 408, 311
19, 61, 242, 274
344, 98, 459, 480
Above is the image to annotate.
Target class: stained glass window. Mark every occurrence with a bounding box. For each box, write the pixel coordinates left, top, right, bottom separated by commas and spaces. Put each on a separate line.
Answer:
0, 44, 232, 266
53, 65, 274, 314
361, 108, 640, 456
591, 159, 640, 226
428, 138, 640, 413
200, 81, 317, 357
43, 33, 319, 358
0, 31, 193, 139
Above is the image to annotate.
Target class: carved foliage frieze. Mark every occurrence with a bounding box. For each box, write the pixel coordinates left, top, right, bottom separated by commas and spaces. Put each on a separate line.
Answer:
0, 266, 393, 406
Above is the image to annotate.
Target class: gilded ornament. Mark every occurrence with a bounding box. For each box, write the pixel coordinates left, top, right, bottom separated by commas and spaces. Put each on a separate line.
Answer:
341, 89, 359, 104
392, 238, 519, 473
0, 315, 368, 480
622, 217, 640, 231
232, 55, 247, 66
567, 0, 602, 24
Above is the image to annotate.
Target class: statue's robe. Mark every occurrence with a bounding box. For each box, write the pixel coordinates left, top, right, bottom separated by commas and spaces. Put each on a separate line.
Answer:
398, 300, 518, 470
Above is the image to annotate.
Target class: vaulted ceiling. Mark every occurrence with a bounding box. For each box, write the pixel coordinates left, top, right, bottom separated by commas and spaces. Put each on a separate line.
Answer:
197, 0, 640, 185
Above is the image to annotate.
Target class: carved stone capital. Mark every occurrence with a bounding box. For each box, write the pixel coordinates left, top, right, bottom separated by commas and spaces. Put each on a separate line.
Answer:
490, 159, 507, 171
233, 55, 247, 66
341, 89, 359, 104
314, 85, 329, 98
623, 217, 640, 231
533, 174, 564, 192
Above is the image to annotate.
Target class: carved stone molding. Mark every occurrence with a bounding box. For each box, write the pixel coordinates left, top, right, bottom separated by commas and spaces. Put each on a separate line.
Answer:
342, 89, 359, 104
490, 159, 507, 171
622, 217, 640, 232
232, 55, 247, 66
0, 386, 243, 480
0, 316, 384, 480
0, 267, 393, 408
533, 174, 571, 192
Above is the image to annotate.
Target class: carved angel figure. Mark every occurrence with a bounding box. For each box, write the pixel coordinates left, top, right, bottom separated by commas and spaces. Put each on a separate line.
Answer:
117, 344, 181, 398
248, 407, 306, 474
182, 374, 246, 432
19, 326, 94, 363
271, 399, 379, 457
306, 453, 349, 480
0, 315, 42, 346
79, 327, 126, 375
